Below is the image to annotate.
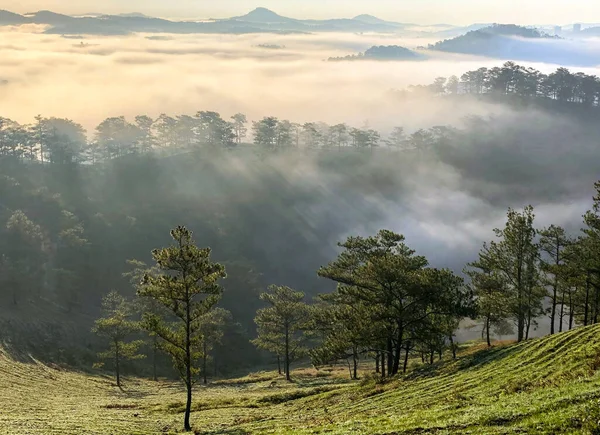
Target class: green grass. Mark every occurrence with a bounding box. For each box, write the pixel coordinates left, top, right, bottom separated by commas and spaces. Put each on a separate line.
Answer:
2, 326, 600, 434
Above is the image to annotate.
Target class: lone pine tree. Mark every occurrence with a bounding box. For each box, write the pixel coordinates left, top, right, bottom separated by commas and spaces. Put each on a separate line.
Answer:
137, 226, 226, 432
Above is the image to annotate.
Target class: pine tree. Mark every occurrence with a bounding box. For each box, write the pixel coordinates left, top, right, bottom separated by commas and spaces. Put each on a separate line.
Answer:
124, 259, 163, 381
231, 113, 248, 144
4, 210, 45, 305
466, 246, 511, 347
310, 294, 374, 379
318, 230, 473, 376
198, 307, 231, 384
483, 206, 541, 342
539, 225, 572, 334
252, 285, 309, 381
92, 291, 144, 388
137, 226, 226, 432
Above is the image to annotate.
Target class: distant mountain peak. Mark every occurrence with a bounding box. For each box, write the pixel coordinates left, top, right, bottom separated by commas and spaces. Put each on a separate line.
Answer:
238, 7, 293, 23
117, 12, 150, 18
27, 10, 69, 16
353, 14, 386, 24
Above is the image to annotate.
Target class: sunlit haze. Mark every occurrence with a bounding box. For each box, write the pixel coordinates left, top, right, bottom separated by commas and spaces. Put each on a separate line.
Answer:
2, 1, 600, 433
2, 0, 599, 24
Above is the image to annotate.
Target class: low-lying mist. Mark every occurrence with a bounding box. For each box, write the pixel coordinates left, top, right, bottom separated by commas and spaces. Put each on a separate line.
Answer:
2, 27, 598, 132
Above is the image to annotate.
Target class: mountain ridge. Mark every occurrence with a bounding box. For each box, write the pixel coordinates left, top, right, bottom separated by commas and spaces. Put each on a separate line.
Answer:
0, 7, 408, 35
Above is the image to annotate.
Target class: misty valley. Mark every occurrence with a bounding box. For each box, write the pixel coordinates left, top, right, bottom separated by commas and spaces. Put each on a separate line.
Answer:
2, 3, 600, 435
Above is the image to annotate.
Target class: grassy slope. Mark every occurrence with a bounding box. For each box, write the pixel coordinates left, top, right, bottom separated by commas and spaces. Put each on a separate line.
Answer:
1, 326, 600, 434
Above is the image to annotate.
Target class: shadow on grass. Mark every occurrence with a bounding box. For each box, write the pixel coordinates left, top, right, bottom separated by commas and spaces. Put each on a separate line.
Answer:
405, 344, 522, 381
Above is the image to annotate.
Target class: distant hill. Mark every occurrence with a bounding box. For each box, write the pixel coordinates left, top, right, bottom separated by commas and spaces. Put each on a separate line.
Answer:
233, 7, 297, 24
427, 24, 573, 63
352, 14, 402, 27
431, 23, 492, 38
116, 12, 151, 18
353, 14, 386, 24
0, 9, 30, 25
26, 10, 76, 25
430, 24, 555, 53
329, 45, 422, 61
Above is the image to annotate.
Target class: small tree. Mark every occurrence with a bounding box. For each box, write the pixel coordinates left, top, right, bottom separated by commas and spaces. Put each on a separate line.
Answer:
539, 225, 572, 334
137, 226, 226, 432
466, 249, 511, 347
198, 307, 232, 384
385, 127, 407, 149
231, 113, 248, 144
310, 296, 373, 380
124, 259, 163, 381
486, 206, 540, 342
252, 285, 309, 381
92, 291, 144, 388
4, 210, 45, 305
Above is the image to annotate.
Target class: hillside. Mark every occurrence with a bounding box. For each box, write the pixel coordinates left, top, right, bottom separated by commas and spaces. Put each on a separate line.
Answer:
329, 45, 422, 61
1, 325, 599, 434
0, 9, 30, 25
427, 24, 576, 64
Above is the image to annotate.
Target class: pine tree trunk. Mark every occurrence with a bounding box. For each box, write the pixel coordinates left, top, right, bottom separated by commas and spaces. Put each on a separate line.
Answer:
277, 355, 281, 375
285, 324, 291, 381
550, 284, 557, 335
429, 350, 434, 365
115, 340, 121, 388
375, 352, 380, 374
203, 341, 208, 385
386, 335, 393, 376
380, 352, 386, 378
569, 288, 574, 330
486, 316, 491, 347
525, 282, 533, 340
392, 324, 404, 375
585, 273, 590, 326
594, 284, 600, 324
352, 347, 358, 380
184, 379, 192, 432
153, 336, 158, 382
184, 300, 192, 432
559, 291, 565, 333
551, 241, 560, 334
403, 341, 411, 374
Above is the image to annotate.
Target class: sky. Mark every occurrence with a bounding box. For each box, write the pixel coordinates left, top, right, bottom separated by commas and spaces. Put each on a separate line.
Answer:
3, 0, 599, 25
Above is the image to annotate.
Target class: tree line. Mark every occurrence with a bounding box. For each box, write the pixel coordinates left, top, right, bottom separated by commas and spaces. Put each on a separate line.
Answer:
468, 185, 600, 345
2, 62, 597, 165
411, 61, 600, 107
0, 112, 398, 162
